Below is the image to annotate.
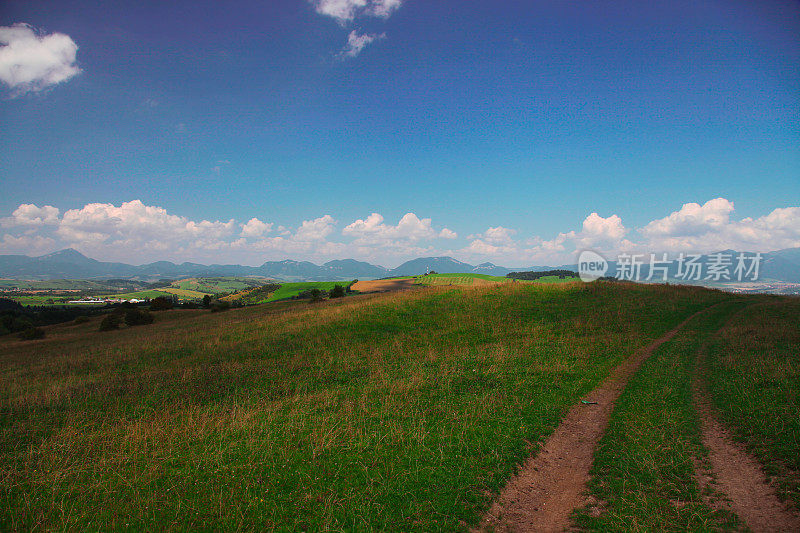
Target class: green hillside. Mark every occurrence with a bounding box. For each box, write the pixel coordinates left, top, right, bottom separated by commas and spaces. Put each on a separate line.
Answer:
2, 282, 749, 531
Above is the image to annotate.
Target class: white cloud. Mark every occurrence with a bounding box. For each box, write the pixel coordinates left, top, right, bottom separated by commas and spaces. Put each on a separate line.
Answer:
0, 23, 81, 94
641, 198, 733, 239
294, 215, 337, 242
312, 0, 402, 23
0, 234, 56, 254
640, 199, 800, 253
368, 0, 403, 18
342, 212, 454, 259
240, 217, 272, 238
339, 30, 385, 59
1, 203, 60, 227
483, 226, 517, 245
55, 200, 236, 251
344, 212, 437, 243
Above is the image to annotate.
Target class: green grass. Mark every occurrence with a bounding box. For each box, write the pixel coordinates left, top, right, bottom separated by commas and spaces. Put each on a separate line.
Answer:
0, 282, 730, 531
574, 301, 747, 531
702, 299, 800, 508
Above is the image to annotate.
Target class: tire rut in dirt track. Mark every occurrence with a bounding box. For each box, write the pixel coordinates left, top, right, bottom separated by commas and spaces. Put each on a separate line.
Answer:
476, 307, 714, 533
693, 318, 800, 533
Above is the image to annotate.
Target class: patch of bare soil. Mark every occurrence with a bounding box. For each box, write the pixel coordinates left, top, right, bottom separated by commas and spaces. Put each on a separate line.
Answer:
694, 382, 800, 532
476, 310, 709, 533
350, 279, 418, 293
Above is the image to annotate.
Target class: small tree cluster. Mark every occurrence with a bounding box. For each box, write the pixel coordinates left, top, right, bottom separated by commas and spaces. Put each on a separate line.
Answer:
329, 285, 345, 298
99, 314, 121, 331
18, 327, 45, 340
149, 296, 174, 311
210, 300, 231, 313
124, 308, 154, 326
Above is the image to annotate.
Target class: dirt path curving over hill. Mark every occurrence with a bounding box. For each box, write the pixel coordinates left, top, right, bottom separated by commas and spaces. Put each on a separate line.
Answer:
476, 308, 711, 533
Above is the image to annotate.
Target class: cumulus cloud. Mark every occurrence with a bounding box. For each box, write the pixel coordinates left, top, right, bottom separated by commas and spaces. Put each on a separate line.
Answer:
56, 200, 236, 246
0, 233, 56, 254
1, 203, 60, 227
341, 212, 455, 258
641, 198, 733, 239
312, 0, 402, 23
344, 212, 443, 243
640, 199, 800, 253
240, 217, 272, 238
0, 23, 81, 94
294, 215, 337, 242
339, 30, 385, 59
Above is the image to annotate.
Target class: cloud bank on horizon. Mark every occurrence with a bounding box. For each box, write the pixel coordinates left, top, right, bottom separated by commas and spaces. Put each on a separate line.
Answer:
1, 198, 798, 267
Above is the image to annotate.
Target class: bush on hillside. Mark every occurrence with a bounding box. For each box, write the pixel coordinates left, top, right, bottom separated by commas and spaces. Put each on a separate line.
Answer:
210, 300, 231, 313
99, 314, 121, 331
18, 327, 45, 340
124, 308, 154, 326
296, 288, 326, 302
329, 285, 346, 298
150, 296, 174, 311
73, 315, 90, 325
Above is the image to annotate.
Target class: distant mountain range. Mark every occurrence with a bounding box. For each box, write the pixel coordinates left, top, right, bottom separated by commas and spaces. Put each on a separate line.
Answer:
0, 248, 799, 283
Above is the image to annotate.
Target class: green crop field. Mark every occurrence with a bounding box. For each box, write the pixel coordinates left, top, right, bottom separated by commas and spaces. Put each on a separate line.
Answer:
172, 277, 274, 295
159, 287, 209, 299
263, 280, 353, 302
1, 282, 796, 531
103, 289, 174, 300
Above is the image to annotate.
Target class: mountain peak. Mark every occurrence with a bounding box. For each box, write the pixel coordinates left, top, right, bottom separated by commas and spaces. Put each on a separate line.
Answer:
37, 248, 93, 263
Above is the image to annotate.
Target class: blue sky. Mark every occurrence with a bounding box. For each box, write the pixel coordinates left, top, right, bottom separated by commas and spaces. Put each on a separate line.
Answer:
1, 0, 798, 266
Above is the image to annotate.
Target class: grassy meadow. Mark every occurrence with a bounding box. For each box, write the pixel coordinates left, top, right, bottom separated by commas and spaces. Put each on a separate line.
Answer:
3, 281, 798, 531
0, 281, 728, 531
414, 273, 576, 287
702, 299, 800, 508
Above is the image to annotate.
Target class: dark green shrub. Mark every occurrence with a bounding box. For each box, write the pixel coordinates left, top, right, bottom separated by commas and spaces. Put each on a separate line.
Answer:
73, 315, 90, 325
150, 297, 174, 311
124, 308, 154, 326
309, 288, 325, 302
202, 294, 211, 308
329, 285, 345, 298
18, 327, 45, 340
99, 314, 121, 331
210, 300, 231, 313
